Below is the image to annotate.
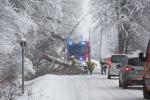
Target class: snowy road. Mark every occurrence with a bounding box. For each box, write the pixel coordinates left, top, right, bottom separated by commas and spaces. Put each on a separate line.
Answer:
17, 74, 144, 100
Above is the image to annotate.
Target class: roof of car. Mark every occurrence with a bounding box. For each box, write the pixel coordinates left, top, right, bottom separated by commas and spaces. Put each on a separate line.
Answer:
111, 54, 128, 56
127, 54, 139, 58
111, 54, 139, 58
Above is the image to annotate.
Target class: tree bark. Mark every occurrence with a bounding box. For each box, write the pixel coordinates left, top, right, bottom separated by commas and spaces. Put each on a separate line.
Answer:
39, 54, 71, 68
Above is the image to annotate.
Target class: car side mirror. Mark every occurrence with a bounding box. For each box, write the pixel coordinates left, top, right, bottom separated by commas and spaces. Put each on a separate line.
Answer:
139, 52, 145, 62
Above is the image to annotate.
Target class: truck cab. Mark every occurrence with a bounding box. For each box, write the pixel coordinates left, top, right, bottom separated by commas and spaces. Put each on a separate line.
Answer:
139, 40, 150, 99
67, 40, 90, 68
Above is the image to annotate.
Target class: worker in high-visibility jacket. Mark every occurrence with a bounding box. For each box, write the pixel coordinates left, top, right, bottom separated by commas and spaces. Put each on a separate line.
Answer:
70, 55, 78, 67
86, 61, 97, 74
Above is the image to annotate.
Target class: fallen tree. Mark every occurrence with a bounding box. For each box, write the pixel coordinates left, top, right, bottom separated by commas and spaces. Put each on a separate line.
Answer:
39, 54, 71, 67
35, 54, 87, 76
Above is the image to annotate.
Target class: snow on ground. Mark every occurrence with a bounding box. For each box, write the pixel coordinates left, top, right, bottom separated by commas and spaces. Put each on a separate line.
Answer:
24, 57, 35, 76
16, 74, 143, 100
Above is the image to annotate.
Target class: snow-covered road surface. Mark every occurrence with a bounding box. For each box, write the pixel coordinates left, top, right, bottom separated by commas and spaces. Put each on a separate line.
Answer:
16, 74, 144, 100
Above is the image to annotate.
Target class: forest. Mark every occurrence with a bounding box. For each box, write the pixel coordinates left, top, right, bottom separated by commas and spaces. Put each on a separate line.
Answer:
0, 0, 150, 99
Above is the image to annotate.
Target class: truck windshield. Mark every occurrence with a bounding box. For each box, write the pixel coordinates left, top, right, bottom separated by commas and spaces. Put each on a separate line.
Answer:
128, 58, 144, 66
68, 44, 88, 55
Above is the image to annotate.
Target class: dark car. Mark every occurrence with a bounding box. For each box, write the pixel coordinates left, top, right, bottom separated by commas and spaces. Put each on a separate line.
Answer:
119, 57, 144, 89
139, 39, 150, 99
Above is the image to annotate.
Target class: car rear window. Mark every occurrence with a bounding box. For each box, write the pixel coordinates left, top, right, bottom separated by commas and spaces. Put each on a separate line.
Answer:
111, 55, 126, 64
128, 58, 144, 66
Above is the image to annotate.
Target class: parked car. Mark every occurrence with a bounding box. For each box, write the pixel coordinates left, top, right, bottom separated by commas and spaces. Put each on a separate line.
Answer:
119, 57, 144, 89
107, 54, 127, 79
139, 40, 150, 99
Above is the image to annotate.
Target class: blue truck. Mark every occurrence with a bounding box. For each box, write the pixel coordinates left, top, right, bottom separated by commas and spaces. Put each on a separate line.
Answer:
67, 40, 91, 67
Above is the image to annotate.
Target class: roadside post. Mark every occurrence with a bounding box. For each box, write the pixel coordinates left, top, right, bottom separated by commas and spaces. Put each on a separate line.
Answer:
20, 38, 27, 94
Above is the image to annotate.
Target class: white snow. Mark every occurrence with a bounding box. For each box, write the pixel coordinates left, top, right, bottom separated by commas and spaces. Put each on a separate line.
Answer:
79, 0, 91, 41
130, 50, 142, 57
24, 57, 35, 76
16, 74, 143, 100
15, 12, 37, 35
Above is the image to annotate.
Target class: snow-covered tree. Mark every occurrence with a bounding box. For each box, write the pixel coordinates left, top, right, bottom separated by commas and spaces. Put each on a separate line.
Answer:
90, 0, 118, 59
90, 0, 150, 59
0, 0, 83, 99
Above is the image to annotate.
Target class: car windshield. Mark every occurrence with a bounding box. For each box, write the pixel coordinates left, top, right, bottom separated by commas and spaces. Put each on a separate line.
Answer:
111, 55, 126, 64
128, 58, 144, 66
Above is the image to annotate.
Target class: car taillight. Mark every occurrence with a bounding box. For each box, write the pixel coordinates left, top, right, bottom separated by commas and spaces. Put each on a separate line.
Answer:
125, 67, 134, 72
106, 57, 112, 68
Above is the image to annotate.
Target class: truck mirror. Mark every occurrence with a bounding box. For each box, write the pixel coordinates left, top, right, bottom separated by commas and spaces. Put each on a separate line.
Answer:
139, 52, 145, 62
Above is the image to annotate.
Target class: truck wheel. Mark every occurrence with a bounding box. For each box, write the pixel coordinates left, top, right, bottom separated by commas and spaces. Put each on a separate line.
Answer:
143, 82, 150, 99
122, 81, 127, 89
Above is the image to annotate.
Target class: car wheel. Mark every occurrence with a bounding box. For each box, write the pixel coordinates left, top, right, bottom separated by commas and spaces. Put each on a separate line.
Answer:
107, 70, 111, 79
122, 81, 127, 89
119, 78, 122, 87
107, 74, 111, 79
143, 81, 150, 99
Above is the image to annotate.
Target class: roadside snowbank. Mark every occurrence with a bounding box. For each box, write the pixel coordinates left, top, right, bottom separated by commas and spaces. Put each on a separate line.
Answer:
24, 57, 35, 76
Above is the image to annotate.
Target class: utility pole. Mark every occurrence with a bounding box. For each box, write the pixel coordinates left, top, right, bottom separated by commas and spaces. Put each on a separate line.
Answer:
89, 27, 92, 61
99, 24, 103, 61
89, 27, 92, 48
20, 39, 26, 94
115, 0, 120, 53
